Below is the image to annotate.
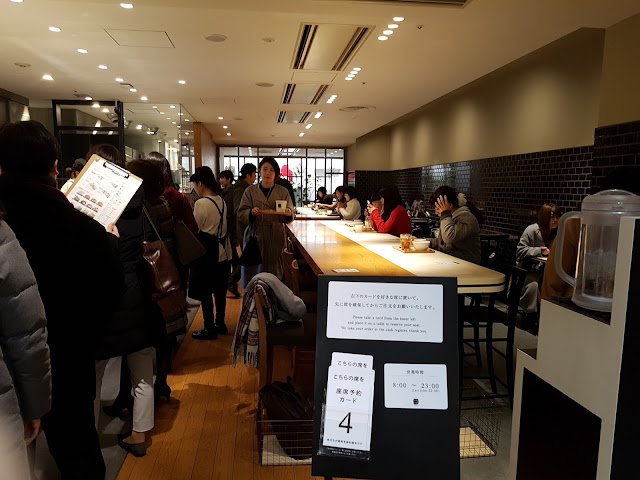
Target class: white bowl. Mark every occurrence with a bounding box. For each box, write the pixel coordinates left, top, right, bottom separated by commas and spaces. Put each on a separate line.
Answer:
354, 224, 364, 232
413, 239, 430, 251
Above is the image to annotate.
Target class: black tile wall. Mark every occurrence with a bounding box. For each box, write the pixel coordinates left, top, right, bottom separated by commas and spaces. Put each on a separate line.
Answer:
355, 146, 593, 239
592, 120, 640, 189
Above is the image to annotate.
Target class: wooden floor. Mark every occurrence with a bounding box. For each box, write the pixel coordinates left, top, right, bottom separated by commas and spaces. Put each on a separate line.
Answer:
118, 295, 343, 480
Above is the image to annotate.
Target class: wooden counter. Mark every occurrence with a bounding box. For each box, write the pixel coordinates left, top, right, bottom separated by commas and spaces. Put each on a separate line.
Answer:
287, 220, 505, 294
295, 206, 342, 221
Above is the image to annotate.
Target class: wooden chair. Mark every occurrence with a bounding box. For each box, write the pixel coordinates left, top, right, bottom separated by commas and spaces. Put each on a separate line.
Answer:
460, 263, 528, 402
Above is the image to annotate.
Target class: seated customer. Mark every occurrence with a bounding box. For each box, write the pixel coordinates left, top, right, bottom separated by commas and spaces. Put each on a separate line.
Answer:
429, 185, 482, 264
315, 186, 334, 205
339, 186, 362, 221
367, 186, 412, 236
318, 186, 345, 210
517, 203, 560, 314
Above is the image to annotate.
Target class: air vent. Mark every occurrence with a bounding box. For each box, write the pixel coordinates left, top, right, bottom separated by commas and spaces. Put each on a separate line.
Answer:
291, 23, 372, 71
339, 105, 376, 112
281, 84, 329, 105
340, 0, 468, 4
276, 111, 312, 124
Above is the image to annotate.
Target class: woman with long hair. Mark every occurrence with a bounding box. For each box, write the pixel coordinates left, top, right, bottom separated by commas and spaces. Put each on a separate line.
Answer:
237, 157, 294, 284
428, 185, 482, 264
189, 167, 232, 341
367, 185, 412, 236
318, 186, 345, 211
339, 186, 362, 221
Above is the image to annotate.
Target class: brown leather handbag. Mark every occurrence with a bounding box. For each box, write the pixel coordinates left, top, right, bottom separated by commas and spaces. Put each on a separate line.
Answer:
142, 207, 188, 335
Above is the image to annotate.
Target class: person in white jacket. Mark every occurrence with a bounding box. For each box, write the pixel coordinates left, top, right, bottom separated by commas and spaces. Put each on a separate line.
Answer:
339, 186, 362, 221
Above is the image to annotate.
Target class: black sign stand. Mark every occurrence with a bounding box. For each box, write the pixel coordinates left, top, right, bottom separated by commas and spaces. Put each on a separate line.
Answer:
312, 275, 460, 480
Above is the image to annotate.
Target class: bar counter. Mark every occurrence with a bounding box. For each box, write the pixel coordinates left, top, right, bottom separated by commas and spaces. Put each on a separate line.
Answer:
287, 220, 505, 294
295, 206, 342, 220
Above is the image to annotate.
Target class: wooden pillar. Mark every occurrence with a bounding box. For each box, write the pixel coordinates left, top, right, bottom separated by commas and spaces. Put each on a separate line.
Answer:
193, 122, 217, 173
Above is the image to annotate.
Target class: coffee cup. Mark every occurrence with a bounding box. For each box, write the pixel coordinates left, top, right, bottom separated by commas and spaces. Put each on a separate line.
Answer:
275, 200, 286, 213
354, 224, 364, 232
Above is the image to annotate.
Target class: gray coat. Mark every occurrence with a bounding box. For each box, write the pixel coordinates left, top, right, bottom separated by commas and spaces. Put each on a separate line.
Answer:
0, 221, 51, 476
516, 223, 546, 267
436, 206, 481, 264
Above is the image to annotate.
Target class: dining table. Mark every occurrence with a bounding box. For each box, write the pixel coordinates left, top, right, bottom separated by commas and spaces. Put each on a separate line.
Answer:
287, 220, 505, 294
295, 206, 343, 221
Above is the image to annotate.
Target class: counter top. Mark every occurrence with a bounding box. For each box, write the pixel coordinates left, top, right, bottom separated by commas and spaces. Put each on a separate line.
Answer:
295, 206, 342, 220
287, 220, 505, 294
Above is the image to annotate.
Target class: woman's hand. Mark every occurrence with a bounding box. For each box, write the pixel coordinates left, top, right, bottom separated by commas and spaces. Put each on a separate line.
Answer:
434, 195, 452, 216
541, 247, 550, 256
367, 203, 378, 214
251, 207, 262, 216
106, 223, 119, 238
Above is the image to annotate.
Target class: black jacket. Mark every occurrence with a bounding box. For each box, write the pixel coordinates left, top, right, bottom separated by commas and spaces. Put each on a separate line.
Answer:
0, 177, 123, 394
95, 186, 159, 359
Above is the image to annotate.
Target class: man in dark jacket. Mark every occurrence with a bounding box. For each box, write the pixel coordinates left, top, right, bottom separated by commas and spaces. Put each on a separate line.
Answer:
0, 121, 123, 479
227, 163, 257, 296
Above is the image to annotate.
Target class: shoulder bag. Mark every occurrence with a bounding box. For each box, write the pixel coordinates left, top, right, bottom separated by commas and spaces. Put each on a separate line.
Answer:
174, 221, 206, 266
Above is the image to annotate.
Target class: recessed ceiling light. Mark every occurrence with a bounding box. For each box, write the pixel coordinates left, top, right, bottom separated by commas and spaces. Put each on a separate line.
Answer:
159, 111, 164, 114
347, 74, 355, 78
383, 30, 394, 35
185, 119, 190, 122
102, 108, 109, 113
42, 74, 54, 81
393, 17, 405, 22
10, 0, 24, 3
115, 77, 124, 82
152, 105, 157, 108
98, 64, 108, 70
77, 48, 88, 54
378, 35, 389, 41
92, 103, 100, 108
350, 70, 358, 75
305, 124, 312, 129
353, 67, 361, 71
158, 139, 162, 143
223, 125, 228, 129
345, 77, 353, 81
178, 112, 183, 116
178, 80, 186, 84
92, 130, 97, 135
120, 3, 134, 8
136, 124, 142, 130
170, 105, 176, 108
166, 117, 171, 119
388, 24, 399, 29
49, 26, 61, 33
172, 122, 176, 125
140, 96, 148, 101
298, 132, 305, 137
314, 112, 322, 119
130, 88, 137, 92
227, 133, 231, 136
218, 116, 223, 120
85, 96, 92, 100
204, 33, 227, 43
174, 139, 178, 143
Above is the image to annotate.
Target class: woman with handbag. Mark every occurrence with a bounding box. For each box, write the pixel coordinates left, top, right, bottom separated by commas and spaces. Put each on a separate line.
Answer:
237, 157, 294, 285
189, 167, 232, 341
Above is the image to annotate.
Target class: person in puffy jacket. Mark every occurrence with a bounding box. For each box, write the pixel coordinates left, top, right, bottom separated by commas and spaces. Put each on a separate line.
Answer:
0, 217, 51, 480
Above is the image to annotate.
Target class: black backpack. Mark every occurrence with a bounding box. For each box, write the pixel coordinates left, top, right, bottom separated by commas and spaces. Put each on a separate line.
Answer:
259, 379, 314, 459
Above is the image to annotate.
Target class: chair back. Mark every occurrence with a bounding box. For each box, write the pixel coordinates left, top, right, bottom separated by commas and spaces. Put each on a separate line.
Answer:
281, 248, 296, 291
291, 260, 302, 296
495, 263, 528, 318
254, 287, 269, 389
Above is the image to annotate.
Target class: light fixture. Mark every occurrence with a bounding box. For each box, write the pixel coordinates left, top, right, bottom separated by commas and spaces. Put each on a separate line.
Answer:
136, 124, 142, 130
345, 77, 353, 81
77, 48, 88, 54
159, 111, 164, 114
85, 96, 92, 100
185, 118, 190, 122
388, 24, 399, 29
314, 112, 322, 119
298, 132, 305, 137
166, 117, 171, 119
92, 130, 98, 135
42, 74, 54, 81
102, 108, 109, 113
115, 77, 124, 82
92, 102, 100, 108
178, 112, 183, 116
350, 70, 358, 75
130, 88, 137, 92
383, 30, 394, 35
223, 125, 228, 129
120, 3, 134, 8
172, 121, 176, 125
305, 124, 312, 130
218, 116, 223, 120
347, 74, 355, 78
170, 105, 176, 108
174, 139, 178, 143
98, 64, 108, 70
10, 0, 24, 3
140, 96, 148, 101
178, 80, 186, 84
353, 67, 361, 71
49, 26, 61, 33
227, 133, 231, 136
378, 35, 388, 41
393, 17, 405, 22
158, 139, 162, 143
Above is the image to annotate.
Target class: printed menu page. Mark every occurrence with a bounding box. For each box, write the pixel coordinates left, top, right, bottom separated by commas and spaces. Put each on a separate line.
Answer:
65, 154, 142, 227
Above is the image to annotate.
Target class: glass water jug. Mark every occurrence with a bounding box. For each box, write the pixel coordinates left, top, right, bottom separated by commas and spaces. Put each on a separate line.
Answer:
555, 190, 640, 312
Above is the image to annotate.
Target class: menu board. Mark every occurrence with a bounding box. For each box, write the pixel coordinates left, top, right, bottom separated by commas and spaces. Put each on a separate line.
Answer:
65, 154, 142, 227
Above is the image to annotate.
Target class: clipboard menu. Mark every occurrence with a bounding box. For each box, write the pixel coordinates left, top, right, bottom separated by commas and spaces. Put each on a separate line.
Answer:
65, 154, 142, 227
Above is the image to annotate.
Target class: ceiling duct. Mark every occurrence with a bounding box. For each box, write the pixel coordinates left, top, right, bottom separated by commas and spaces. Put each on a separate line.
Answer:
281, 84, 329, 105
291, 23, 372, 71
276, 111, 312, 124
338, 0, 469, 5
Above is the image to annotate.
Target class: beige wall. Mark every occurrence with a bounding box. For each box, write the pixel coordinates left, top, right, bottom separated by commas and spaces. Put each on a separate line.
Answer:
351, 28, 605, 171
348, 126, 391, 170
598, 13, 640, 127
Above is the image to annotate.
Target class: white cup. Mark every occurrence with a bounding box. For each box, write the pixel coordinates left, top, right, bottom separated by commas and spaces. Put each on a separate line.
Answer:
354, 224, 364, 232
413, 239, 430, 251
275, 200, 286, 212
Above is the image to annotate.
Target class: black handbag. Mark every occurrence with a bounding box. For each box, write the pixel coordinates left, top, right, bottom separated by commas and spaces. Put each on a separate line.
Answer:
240, 234, 262, 267
174, 221, 205, 266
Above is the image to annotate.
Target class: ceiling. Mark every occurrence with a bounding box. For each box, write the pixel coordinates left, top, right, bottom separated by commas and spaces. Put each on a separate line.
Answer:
1, 0, 639, 147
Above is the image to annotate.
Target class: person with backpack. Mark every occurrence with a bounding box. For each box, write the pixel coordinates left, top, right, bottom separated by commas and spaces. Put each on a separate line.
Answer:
189, 167, 232, 340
